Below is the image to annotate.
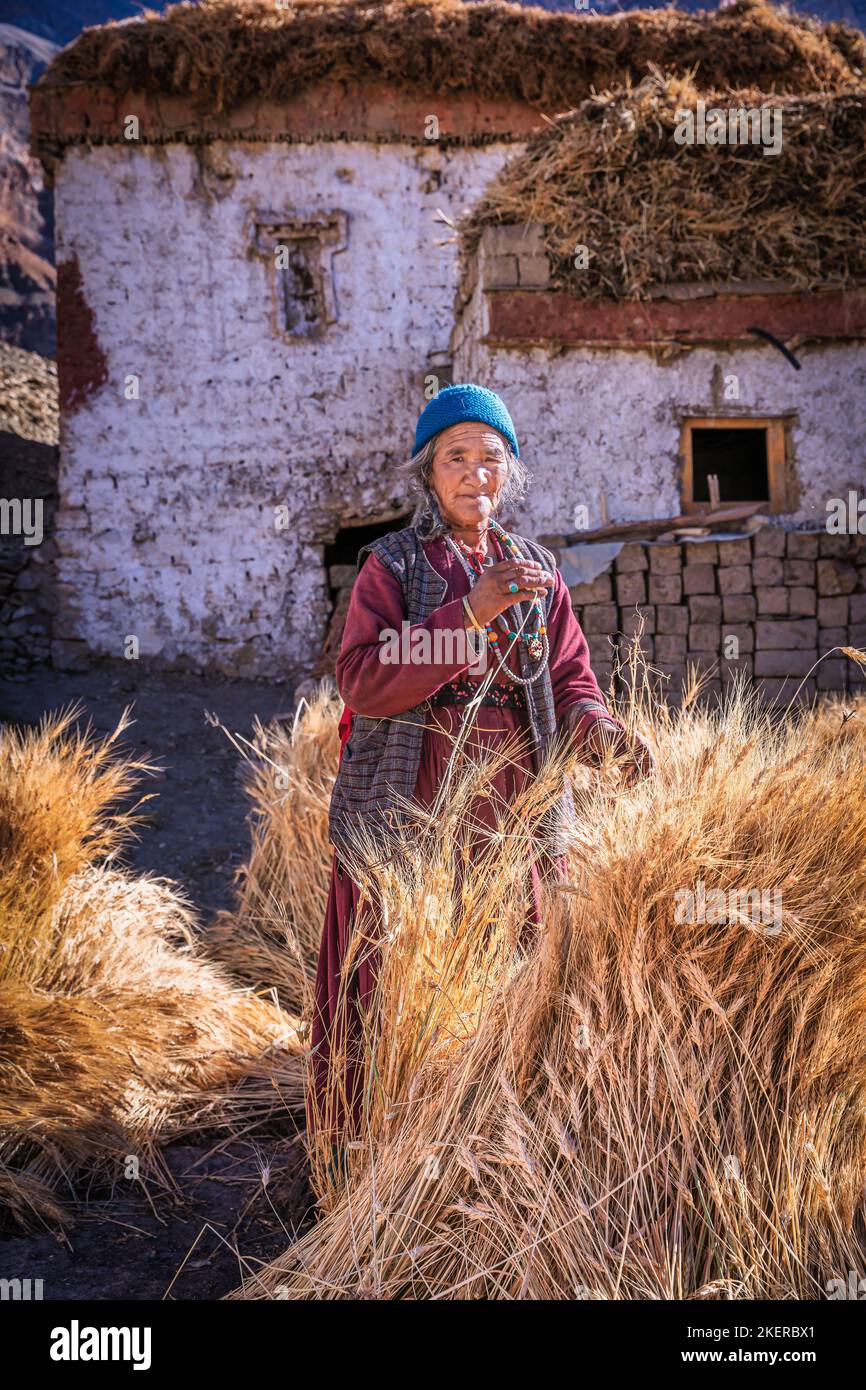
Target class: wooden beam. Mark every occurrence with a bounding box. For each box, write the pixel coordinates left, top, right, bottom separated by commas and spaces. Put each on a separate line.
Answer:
557, 503, 764, 546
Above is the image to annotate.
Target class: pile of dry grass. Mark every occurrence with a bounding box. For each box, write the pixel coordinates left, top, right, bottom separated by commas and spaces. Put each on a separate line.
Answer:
460, 71, 866, 299
36, 0, 865, 120
206, 683, 341, 1015
230, 677, 866, 1299
0, 707, 303, 1229
805, 689, 866, 752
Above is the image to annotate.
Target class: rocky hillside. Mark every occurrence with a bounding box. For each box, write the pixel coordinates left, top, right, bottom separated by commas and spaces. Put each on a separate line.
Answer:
1, 2, 147, 48
531, 0, 866, 22
0, 24, 56, 355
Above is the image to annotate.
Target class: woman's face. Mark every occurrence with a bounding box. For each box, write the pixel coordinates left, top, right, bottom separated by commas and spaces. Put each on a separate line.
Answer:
428, 421, 509, 531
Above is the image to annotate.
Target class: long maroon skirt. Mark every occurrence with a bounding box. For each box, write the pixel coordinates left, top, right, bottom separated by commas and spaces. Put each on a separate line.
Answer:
308, 705, 562, 1142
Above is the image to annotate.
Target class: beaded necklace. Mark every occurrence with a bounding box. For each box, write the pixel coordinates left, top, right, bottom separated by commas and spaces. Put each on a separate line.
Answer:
445, 519, 550, 687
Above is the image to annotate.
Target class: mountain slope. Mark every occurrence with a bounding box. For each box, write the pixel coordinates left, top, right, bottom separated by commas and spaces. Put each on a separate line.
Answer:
0, 24, 57, 354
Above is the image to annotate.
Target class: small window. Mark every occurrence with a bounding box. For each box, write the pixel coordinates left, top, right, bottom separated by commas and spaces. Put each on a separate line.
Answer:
252, 210, 348, 341
279, 236, 327, 336
680, 417, 788, 513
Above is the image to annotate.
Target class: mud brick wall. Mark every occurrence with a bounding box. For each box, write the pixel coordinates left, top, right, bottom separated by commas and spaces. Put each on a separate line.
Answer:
545, 531, 866, 703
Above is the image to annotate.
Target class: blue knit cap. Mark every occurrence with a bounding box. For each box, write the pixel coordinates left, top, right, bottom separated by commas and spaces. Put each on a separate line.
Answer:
413, 383, 519, 459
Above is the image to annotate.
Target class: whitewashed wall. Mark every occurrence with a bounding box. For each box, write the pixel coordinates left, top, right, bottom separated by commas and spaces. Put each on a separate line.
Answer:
453, 277, 866, 538
53, 138, 522, 676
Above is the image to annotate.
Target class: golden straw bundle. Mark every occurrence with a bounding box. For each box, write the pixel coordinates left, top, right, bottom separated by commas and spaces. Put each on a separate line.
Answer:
231, 679, 866, 1299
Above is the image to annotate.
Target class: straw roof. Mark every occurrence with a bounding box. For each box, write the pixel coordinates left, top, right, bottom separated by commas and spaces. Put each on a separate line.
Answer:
459, 73, 866, 300
35, 0, 866, 119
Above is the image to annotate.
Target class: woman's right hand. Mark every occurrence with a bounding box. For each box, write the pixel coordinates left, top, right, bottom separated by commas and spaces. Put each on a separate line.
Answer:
467, 559, 554, 627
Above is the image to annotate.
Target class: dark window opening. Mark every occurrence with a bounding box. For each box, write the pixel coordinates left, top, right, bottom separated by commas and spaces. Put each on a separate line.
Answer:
691, 427, 769, 504
316, 514, 413, 677
280, 239, 324, 336
324, 514, 413, 597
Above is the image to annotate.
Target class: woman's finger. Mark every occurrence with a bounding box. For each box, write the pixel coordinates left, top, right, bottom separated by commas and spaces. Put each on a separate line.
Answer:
501, 578, 550, 598
493, 560, 551, 581
508, 567, 553, 586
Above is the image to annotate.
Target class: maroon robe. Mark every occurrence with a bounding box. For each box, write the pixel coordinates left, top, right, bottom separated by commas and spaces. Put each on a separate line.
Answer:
309, 533, 620, 1141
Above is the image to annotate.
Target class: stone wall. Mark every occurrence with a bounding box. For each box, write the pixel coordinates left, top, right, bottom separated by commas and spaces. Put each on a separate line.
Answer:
540, 528, 866, 702
314, 561, 360, 677
0, 434, 57, 677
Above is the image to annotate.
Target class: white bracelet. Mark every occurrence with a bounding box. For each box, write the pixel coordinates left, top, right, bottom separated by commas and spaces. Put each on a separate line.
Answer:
462, 595, 485, 633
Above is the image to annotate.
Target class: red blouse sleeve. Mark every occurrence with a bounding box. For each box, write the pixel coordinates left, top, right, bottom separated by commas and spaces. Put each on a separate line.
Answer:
336, 553, 475, 718
546, 569, 627, 757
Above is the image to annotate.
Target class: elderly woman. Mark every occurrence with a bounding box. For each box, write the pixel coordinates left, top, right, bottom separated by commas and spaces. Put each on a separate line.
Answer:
311, 384, 651, 1142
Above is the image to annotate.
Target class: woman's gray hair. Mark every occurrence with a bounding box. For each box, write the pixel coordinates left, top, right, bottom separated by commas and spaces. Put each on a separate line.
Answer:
397, 433, 530, 541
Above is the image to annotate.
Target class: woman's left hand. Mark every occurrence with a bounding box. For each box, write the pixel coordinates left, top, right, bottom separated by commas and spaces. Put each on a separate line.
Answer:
620, 731, 654, 786
586, 721, 654, 785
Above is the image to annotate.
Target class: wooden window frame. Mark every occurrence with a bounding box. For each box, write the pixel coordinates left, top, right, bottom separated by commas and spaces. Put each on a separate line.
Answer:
680, 417, 789, 515
251, 209, 348, 342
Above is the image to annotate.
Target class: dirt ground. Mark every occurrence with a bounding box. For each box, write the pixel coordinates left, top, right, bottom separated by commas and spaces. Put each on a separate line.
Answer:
0, 659, 319, 1300
0, 659, 301, 915
0, 1136, 313, 1301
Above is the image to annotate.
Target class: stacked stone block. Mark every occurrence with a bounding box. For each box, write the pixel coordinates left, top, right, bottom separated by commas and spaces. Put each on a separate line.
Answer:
547, 530, 866, 703
315, 562, 359, 676
460, 224, 550, 305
